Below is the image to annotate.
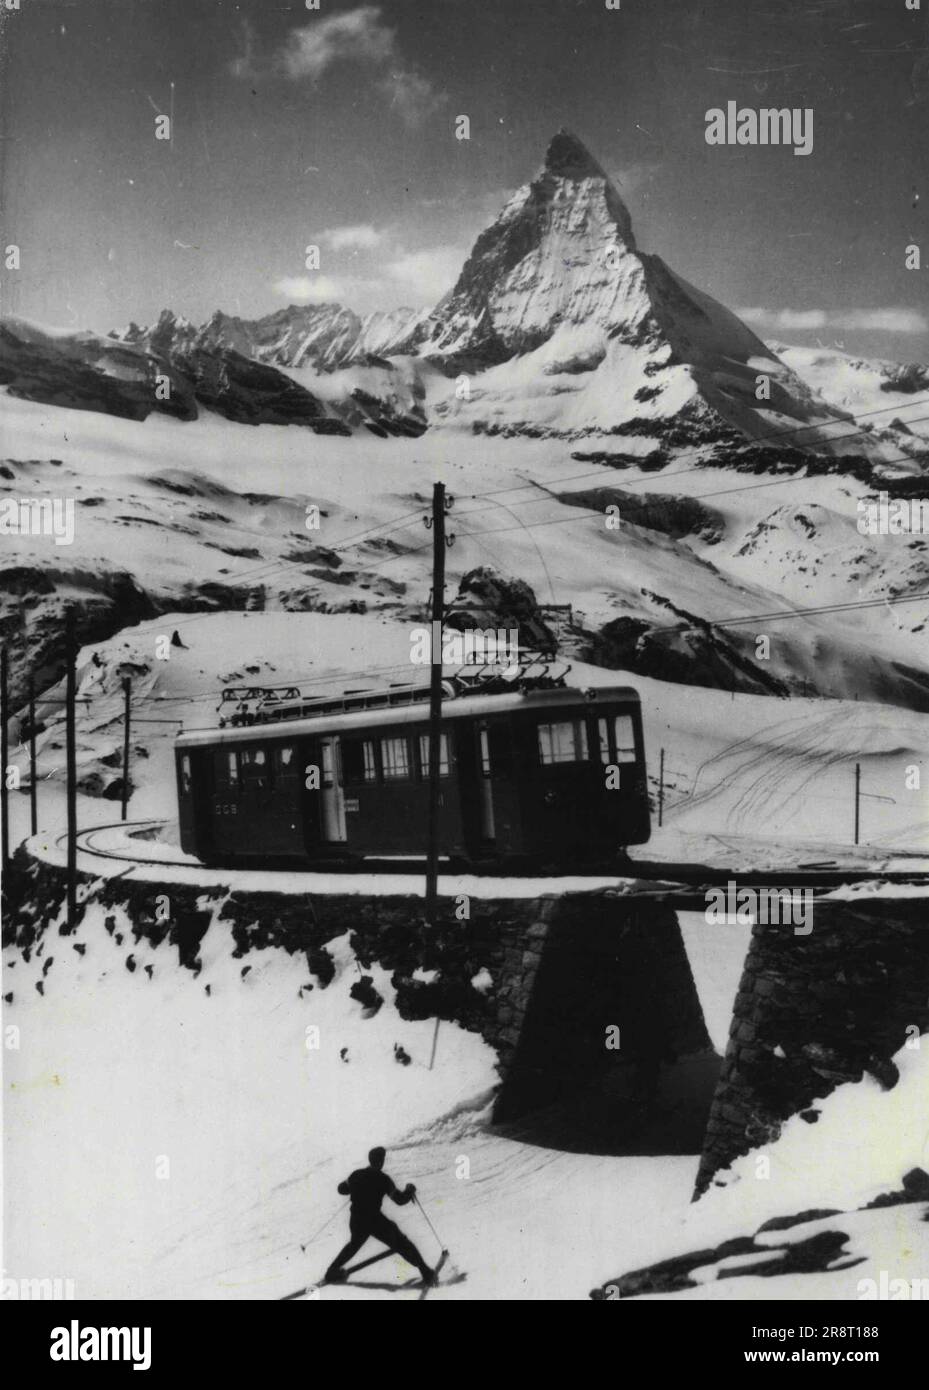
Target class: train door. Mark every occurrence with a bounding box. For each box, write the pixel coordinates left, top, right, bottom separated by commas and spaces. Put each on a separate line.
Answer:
319, 737, 347, 843
239, 747, 278, 857
530, 713, 599, 854
177, 748, 214, 858
459, 719, 522, 858
211, 747, 248, 857
268, 743, 305, 857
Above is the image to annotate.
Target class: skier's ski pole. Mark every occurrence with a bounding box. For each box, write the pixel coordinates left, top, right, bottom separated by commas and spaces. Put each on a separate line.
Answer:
414, 1195, 448, 1254
300, 1198, 349, 1253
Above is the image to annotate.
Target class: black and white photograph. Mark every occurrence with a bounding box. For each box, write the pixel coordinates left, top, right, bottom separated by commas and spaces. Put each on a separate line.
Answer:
1, 0, 928, 1339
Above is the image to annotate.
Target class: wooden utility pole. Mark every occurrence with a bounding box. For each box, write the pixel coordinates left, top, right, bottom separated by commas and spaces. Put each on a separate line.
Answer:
424, 481, 447, 929
658, 747, 665, 829
121, 677, 131, 822
28, 674, 37, 836
65, 610, 77, 933
424, 482, 454, 1072
1, 647, 9, 875
854, 762, 861, 847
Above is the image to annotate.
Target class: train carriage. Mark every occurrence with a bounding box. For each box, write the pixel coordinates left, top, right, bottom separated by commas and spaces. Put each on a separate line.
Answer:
175, 683, 650, 869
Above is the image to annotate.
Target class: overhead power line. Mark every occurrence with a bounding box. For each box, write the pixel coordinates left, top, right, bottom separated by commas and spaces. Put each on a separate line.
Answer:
135, 394, 929, 607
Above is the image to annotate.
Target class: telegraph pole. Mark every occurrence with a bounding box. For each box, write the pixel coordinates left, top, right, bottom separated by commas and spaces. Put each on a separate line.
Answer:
121, 677, 131, 822
1, 646, 9, 875
658, 747, 665, 829
28, 673, 37, 836
424, 482, 448, 927
65, 610, 77, 933
854, 762, 861, 847
424, 482, 453, 1071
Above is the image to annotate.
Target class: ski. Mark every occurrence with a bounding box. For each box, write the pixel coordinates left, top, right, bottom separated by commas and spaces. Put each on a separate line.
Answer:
280, 1284, 317, 1302
337, 1248, 398, 1279
280, 1247, 397, 1300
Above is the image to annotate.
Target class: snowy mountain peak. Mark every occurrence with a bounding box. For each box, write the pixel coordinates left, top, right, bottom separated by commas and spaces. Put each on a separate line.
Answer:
542, 128, 608, 181
406, 133, 916, 455
399, 130, 644, 373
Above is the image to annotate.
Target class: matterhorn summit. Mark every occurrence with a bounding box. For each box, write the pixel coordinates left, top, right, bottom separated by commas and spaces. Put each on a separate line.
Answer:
404, 129, 893, 453
405, 128, 644, 369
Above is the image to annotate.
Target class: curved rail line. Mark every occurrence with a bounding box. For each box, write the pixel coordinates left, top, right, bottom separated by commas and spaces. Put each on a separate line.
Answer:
59, 821, 929, 907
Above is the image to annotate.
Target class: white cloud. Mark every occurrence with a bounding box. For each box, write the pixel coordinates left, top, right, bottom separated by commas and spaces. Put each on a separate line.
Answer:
270, 245, 466, 313
232, 5, 443, 127
279, 5, 393, 80
837, 309, 929, 335
418, 187, 516, 217
386, 246, 463, 304
271, 275, 346, 305
738, 306, 928, 336
740, 308, 827, 332
324, 224, 384, 251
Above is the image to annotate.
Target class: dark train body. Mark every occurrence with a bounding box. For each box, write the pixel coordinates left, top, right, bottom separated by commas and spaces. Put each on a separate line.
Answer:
175, 684, 650, 868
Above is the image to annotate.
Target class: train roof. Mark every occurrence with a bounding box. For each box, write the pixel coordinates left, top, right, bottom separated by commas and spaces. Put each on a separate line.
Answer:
175, 684, 641, 750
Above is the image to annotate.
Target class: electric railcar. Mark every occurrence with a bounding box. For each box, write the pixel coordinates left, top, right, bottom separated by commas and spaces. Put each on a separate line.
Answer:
175, 683, 650, 868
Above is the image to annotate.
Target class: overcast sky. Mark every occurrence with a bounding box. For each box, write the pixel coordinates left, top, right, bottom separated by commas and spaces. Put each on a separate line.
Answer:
2, 0, 927, 360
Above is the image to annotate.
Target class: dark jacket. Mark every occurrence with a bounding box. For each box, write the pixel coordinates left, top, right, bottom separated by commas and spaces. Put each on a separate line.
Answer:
337, 1167, 414, 1222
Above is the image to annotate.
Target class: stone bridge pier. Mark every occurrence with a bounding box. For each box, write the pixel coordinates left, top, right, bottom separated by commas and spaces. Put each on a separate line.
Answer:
696, 895, 929, 1194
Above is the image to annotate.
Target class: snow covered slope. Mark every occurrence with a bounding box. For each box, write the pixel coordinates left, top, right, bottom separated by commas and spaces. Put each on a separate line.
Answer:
773, 342, 929, 446
4, 817, 925, 1301
2, 392, 928, 719
592, 1041, 929, 1301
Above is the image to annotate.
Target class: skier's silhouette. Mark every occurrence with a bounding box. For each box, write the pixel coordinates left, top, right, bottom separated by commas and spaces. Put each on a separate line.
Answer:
325, 1147, 436, 1286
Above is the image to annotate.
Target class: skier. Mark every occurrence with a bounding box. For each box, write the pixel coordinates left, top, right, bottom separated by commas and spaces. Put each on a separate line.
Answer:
325, 1146, 437, 1286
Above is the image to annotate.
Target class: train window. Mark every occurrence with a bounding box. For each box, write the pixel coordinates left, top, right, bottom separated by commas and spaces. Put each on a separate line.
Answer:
275, 746, 295, 775
181, 755, 191, 794
419, 732, 449, 777
227, 750, 239, 786
381, 736, 410, 780
479, 728, 491, 776
597, 718, 611, 765
241, 747, 269, 788
342, 740, 378, 783
340, 740, 364, 783
537, 719, 589, 765
363, 741, 378, 782
614, 715, 637, 762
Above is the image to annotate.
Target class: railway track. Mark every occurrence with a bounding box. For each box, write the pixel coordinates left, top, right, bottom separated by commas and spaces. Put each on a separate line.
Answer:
58, 821, 929, 907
